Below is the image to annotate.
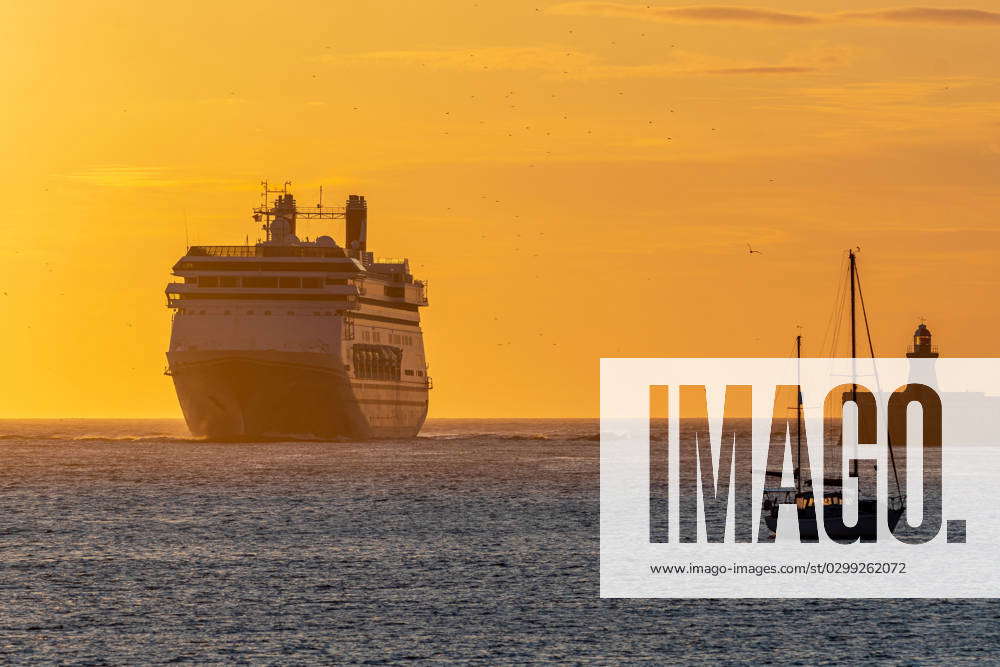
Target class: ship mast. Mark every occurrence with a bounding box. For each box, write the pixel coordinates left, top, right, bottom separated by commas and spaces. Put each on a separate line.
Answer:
796, 333, 803, 494
252, 180, 348, 243
850, 249, 905, 507
849, 250, 858, 479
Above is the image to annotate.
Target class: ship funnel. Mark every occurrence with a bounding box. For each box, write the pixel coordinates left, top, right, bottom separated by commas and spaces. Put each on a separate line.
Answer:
345, 195, 367, 255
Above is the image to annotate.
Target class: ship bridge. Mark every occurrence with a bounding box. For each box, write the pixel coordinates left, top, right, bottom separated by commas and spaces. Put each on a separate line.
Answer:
165, 184, 428, 311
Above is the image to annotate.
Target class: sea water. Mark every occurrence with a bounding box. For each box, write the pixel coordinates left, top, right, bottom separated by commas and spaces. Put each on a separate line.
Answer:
0, 419, 994, 663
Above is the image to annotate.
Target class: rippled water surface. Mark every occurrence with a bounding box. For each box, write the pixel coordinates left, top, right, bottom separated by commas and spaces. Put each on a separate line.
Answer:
0, 419, 996, 663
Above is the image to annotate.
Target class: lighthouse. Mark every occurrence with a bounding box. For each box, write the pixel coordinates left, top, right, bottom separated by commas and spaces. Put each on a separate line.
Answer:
905, 321, 939, 387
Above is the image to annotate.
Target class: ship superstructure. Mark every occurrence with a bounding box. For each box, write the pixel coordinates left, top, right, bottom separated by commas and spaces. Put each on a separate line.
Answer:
165, 183, 430, 439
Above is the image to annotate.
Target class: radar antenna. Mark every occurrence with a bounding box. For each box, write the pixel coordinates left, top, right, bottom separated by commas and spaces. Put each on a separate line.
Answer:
252, 180, 347, 242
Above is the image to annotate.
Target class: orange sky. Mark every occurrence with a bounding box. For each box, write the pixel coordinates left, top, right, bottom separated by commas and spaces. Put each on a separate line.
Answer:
3, 1, 1000, 418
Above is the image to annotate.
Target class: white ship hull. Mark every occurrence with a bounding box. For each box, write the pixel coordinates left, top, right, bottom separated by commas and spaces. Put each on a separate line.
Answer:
168, 350, 428, 439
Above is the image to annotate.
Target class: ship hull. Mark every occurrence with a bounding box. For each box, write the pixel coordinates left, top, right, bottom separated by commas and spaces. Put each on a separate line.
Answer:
167, 350, 428, 440
765, 504, 905, 541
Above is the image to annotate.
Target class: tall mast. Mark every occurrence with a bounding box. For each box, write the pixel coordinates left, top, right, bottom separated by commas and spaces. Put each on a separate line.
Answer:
849, 250, 858, 478
849, 250, 857, 394
852, 251, 905, 505
796, 334, 802, 494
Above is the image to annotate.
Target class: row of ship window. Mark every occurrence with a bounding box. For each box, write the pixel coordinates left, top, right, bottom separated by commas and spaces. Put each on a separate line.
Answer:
177, 309, 336, 316
361, 330, 415, 346
175, 311, 418, 347
185, 276, 346, 288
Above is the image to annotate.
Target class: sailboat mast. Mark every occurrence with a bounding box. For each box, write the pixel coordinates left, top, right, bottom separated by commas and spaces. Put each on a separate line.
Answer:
849, 250, 857, 395
796, 334, 802, 494
852, 253, 905, 505
849, 250, 858, 478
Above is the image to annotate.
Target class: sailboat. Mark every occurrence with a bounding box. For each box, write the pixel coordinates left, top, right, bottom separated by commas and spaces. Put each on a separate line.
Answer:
762, 250, 906, 541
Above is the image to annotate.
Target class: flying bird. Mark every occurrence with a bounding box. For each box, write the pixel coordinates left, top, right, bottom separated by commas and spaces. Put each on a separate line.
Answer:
747, 243, 762, 255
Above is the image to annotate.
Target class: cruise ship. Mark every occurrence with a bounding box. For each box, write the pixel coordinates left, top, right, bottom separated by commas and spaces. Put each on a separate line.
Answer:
165, 183, 430, 439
